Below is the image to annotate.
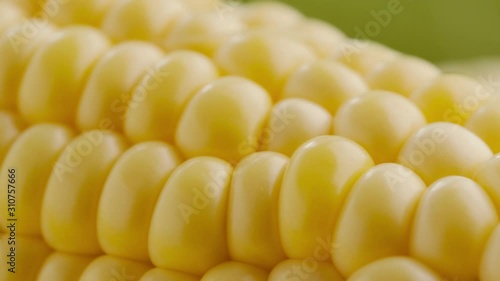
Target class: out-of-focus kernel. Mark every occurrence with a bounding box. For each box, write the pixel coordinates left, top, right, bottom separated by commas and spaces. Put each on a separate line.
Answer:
77, 41, 164, 132
124, 51, 219, 144
45, 0, 117, 27
215, 31, 316, 99
0, 124, 74, 236
474, 154, 500, 215
337, 41, 399, 78
18, 26, 111, 126
0, 111, 25, 163
237, 1, 303, 29
102, 0, 186, 43
283, 60, 368, 115
164, 11, 245, 57
367, 55, 441, 97
410, 74, 494, 125
0, 21, 56, 111
290, 19, 345, 58
398, 122, 493, 184
465, 101, 500, 153
0, 2, 27, 34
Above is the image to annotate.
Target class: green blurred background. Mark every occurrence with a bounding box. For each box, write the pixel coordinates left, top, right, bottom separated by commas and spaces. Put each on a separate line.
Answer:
248, 0, 500, 63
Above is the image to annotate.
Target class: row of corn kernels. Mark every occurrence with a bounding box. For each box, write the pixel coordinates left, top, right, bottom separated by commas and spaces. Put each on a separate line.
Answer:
1, 19, 500, 165
1, 119, 500, 280
9, 235, 488, 281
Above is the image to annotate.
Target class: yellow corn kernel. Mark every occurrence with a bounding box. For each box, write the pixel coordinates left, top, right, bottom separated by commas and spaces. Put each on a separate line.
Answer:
337, 41, 399, 78
282, 60, 368, 115
102, 0, 186, 43
37, 252, 94, 281
228, 152, 288, 270
410, 74, 494, 125
164, 12, 245, 57
334, 90, 427, 164
332, 163, 426, 276
347, 257, 443, 281
262, 98, 332, 157
237, 1, 303, 29
97, 141, 181, 262
366, 55, 441, 97
175, 76, 272, 163
77, 42, 164, 132
290, 19, 345, 58
280, 135, 374, 259
0, 21, 56, 110
465, 102, 500, 153
0, 2, 26, 34
124, 50, 219, 143
480, 225, 500, 281
398, 122, 493, 184
410, 176, 498, 280
149, 157, 232, 275
0, 124, 74, 236
0, 111, 25, 163
41, 131, 128, 255
474, 154, 500, 215
79, 255, 151, 281
18, 26, 111, 126
140, 268, 199, 281
45, 0, 117, 26
201, 261, 268, 281
0, 235, 52, 281
215, 32, 316, 99
268, 259, 344, 281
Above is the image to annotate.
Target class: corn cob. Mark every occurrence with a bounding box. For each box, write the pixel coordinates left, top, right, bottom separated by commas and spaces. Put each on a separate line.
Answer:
0, 0, 499, 281
2, 125, 499, 280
